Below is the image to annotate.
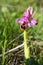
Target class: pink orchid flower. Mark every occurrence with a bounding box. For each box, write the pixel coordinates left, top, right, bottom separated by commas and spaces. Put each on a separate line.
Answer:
17, 7, 38, 30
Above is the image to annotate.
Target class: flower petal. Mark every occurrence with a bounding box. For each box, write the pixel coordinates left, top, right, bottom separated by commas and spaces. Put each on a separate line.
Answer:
27, 7, 34, 16
31, 19, 38, 26
17, 18, 23, 24
27, 22, 31, 27
23, 11, 30, 19
23, 16, 28, 22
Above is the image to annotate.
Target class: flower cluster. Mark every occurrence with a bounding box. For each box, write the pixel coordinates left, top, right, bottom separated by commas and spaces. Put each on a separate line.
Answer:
17, 7, 38, 30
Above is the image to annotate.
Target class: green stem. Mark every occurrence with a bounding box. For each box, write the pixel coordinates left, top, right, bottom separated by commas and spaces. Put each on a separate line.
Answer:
24, 30, 30, 59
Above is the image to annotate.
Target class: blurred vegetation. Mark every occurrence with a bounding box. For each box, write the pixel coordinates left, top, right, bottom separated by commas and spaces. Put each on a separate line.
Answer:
0, 0, 43, 65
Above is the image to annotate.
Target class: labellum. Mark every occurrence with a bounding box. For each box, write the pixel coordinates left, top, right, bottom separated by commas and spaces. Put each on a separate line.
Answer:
21, 22, 26, 30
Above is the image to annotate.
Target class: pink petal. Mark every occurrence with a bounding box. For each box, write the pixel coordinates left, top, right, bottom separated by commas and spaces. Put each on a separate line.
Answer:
23, 16, 28, 22
17, 18, 23, 24
27, 7, 34, 15
23, 11, 30, 19
27, 22, 31, 27
31, 19, 38, 26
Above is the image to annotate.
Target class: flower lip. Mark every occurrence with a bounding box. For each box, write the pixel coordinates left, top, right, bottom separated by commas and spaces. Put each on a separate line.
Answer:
21, 24, 26, 30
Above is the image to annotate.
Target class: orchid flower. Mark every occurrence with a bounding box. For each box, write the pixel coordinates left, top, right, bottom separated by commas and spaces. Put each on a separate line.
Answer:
18, 7, 38, 30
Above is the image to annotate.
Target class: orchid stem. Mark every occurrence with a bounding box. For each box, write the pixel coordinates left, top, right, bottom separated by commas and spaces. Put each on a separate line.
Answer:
24, 30, 30, 59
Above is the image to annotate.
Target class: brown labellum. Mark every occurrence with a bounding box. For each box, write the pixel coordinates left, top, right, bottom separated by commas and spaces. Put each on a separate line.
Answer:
21, 24, 25, 30
20, 22, 26, 30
